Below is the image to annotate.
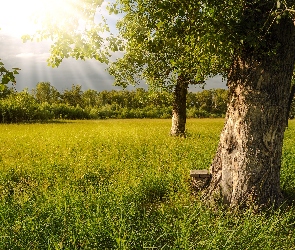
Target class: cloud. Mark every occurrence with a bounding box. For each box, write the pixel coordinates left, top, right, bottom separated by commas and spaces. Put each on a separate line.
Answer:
15, 52, 50, 63
15, 53, 36, 58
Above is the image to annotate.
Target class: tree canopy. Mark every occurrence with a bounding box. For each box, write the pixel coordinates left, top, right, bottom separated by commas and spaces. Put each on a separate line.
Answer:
24, 1, 295, 90
108, 0, 227, 89
109, 0, 295, 87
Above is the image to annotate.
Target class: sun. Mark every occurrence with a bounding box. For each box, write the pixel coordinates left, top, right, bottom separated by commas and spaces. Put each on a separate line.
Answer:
0, 0, 42, 37
0, 0, 90, 38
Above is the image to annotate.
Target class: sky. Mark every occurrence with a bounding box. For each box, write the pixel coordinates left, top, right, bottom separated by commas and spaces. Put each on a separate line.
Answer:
0, 0, 227, 93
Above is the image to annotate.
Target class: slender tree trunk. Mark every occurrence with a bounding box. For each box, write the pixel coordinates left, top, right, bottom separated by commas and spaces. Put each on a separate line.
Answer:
204, 18, 295, 208
170, 76, 189, 137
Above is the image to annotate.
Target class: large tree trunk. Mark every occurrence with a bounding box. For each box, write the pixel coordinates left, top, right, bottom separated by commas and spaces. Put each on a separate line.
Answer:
170, 76, 189, 137
205, 17, 295, 208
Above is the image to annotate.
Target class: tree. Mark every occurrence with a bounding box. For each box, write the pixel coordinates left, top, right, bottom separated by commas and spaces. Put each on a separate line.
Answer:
211, 89, 228, 116
107, 1, 221, 136
82, 89, 100, 108
29, 0, 295, 208
200, 1, 295, 209
61, 84, 84, 107
32, 82, 60, 104
195, 90, 214, 114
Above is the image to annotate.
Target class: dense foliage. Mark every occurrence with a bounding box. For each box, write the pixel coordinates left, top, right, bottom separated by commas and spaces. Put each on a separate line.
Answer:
108, 0, 226, 90
0, 82, 228, 123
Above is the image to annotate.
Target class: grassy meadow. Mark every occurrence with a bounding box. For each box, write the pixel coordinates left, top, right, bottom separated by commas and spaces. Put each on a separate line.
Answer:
0, 118, 295, 249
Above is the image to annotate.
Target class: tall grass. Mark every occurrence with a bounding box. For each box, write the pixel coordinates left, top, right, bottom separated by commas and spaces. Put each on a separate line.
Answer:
0, 119, 294, 249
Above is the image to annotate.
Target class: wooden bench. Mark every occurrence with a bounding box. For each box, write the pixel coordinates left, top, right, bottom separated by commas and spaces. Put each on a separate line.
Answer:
190, 169, 211, 192
190, 169, 210, 178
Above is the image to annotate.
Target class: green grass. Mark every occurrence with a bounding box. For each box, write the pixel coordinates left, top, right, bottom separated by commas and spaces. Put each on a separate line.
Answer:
0, 119, 295, 249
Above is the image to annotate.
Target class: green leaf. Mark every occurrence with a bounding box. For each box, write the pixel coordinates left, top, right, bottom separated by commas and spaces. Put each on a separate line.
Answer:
2, 77, 10, 85
179, 9, 185, 17
156, 21, 164, 29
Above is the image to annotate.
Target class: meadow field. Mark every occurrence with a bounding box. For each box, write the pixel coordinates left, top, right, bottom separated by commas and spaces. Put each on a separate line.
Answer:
0, 118, 295, 249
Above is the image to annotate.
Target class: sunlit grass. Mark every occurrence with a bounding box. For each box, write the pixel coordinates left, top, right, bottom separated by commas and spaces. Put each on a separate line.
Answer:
0, 119, 294, 249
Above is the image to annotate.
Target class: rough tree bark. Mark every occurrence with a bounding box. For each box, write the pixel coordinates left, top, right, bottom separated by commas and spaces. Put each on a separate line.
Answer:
204, 16, 295, 208
170, 76, 189, 137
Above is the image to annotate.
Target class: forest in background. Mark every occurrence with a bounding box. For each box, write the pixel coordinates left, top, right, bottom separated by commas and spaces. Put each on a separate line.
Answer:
2, 82, 295, 123
0, 82, 229, 123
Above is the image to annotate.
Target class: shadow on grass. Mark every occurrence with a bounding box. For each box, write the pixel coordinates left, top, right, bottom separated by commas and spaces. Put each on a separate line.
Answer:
282, 188, 295, 206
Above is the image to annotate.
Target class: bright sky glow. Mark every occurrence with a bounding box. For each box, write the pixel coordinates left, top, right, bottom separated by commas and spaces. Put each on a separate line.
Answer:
0, 0, 44, 37
0, 0, 102, 38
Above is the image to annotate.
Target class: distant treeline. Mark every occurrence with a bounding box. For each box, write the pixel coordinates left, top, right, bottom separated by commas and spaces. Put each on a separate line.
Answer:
0, 82, 229, 123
